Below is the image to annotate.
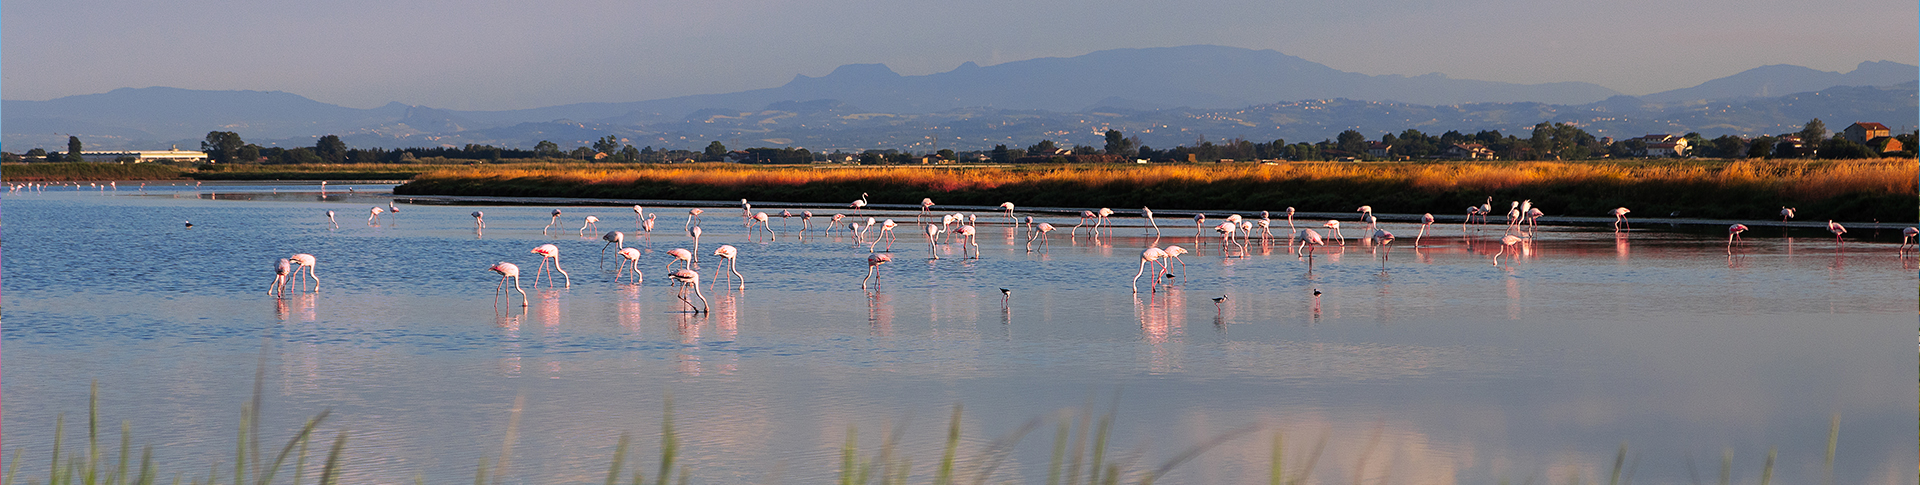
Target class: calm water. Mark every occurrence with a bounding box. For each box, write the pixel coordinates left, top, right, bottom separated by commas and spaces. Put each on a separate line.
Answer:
3, 182, 1915, 484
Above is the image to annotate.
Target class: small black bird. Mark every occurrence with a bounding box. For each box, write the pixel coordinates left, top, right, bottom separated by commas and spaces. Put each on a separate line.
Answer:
1312, 288, 1322, 297
184, 221, 194, 228
1211, 295, 1227, 311
1000, 288, 1011, 305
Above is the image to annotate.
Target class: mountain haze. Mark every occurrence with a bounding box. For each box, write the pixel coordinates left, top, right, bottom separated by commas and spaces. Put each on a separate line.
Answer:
1638, 61, 1917, 102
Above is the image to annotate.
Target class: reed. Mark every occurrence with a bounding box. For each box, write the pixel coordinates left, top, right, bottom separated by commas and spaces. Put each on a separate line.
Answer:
396, 159, 1917, 223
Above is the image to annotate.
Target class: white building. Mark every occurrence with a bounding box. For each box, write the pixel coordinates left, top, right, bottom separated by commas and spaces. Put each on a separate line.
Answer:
79, 146, 209, 163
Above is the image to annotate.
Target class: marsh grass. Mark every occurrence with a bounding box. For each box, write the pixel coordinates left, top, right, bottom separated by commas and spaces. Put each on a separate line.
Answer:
2, 383, 1854, 485
0, 163, 186, 182
396, 159, 1917, 222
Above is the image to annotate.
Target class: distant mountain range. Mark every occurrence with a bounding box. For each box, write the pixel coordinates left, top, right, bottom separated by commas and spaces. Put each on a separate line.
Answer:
5, 45, 1914, 152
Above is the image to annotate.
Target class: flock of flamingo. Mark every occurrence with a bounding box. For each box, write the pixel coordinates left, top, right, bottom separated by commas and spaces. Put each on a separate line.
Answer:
248, 187, 1920, 314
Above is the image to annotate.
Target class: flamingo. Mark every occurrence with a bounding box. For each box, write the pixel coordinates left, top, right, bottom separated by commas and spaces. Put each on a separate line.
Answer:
1027, 222, 1055, 251
633, 205, 645, 226
1525, 208, 1544, 235
850, 193, 869, 213
1163, 245, 1189, 276
801, 211, 815, 234
712, 245, 743, 288
1323, 220, 1345, 244
1415, 213, 1435, 245
1215, 222, 1238, 255
925, 224, 944, 259
530, 244, 570, 288
862, 217, 877, 241
1492, 235, 1523, 265
1000, 202, 1016, 225
752, 212, 774, 240
1357, 206, 1374, 231
1143, 207, 1161, 237
545, 209, 562, 234
270, 258, 291, 296
779, 209, 794, 234
1074, 211, 1095, 236
1463, 206, 1481, 233
1096, 208, 1115, 235
740, 199, 752, 221
642, 214, 656, 237
388, 200, 401, 214
1780, 207, 1796, 223
1193, 214, 1207, 244
1504, 201, 1522, 233
920, 198, 934, 223
1726, 224, 1749, 253
600, 231, 625, 264
829, 214, 847, 235
490, 262, 528, 306
326, 211, 338, 228
580, 216, 600, 236
690, 226, 704, 263
1285, 207, 1297, 232
289, 253, 319, 291
1371, 229, 1395, 246
1478, 197, 1493, 226
1610, 207, 1631, 231
615, 248, 643, 285
1239, 221, 1254, 251
472, 211, 485, 228
1131, 247, 1170, 293
1294, 229, 1326, 261
669, 269, 708, 313
939, 214, 960, 242
684, 208, 704, 233
877, 219, 899, 250
863, 253, 892, 289
1826, 220, 1846, 246
666, 248, 694, 270
1900, 227, 1918, 252
368, 206, 383, 223
956, 225, 979, 258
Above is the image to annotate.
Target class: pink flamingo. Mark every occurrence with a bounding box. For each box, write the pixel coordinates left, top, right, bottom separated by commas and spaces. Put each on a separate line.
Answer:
779, 209, 794, 234
1415, 213, 1434, 246
877, 219, 899, 250
545, 209, 562, 234
712, 245, 743, 288
1826, 220, 1846, 246
269, 258, 291, 296
1356, 206, 1374, 232
1096, 208, 1115, 235
1027, 222, 1055, 251
1162, 245, 1189, 276
1491, 235, 1523, 265
1132, 247, 1169, 293
1780, 207, 1796, 223
669, 269, 708, 312
642, 214, 656, 238
580, 216, 600, 236
289, 253, 319, 291
472, 211, 485, 229
1215, 222, 1238, 255
752, 212, 774, 240
690, 226, 703, 264
920, 198, 935, 223
1143, 207, 1161, 237
1193, 214, 1207, 244
1478, 197, 1493, 226
368, 206, 383, 224
829, 214, 847, 235
327, 211, 338, 228
801, 211, 815, 234
863, 253, 892, 289
684, 208, 704, 233
1463, 206, 1480, 234
849, 193, 870, 216
666, 248, 694, 270
1294, 229, 1326, 263
600, 231, 625, 264
1323, 220, 1345, 245
1726, 224, 1749, 253
530, 244, 570, 288
490, 262, 528, 306
1525, 208, 1544, 235
1074, 211, 1096, 236
633, 205, 645, 226
1901, 227, 1919, 252
926, 224, 943, 259
615, 248, 643, 285
1000, 202, 1016, 225
957, 225, 979, 258
1610, 207, 1631, 231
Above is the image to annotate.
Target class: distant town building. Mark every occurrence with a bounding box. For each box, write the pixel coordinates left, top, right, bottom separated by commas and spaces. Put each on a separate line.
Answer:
78, 146, 208, 163
1443, 143, 1493, 159
1365, 141, 1392, 158
1842, 122, 1890, 144
1635, 134, 1689, 157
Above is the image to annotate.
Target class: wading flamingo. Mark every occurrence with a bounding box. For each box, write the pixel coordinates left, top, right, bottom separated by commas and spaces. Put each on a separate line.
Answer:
642, 214, 656, 238
289, 253, 319, 291
615, 248, 642, 285
1163, 245, 1189, 276
472, 211, 485, 229
270, 258, 291, 296
1285, 207, 1297, 232
690, 226, 704, 263
920, 198, 934, 223
1826, 220, 1846, 246
1323, 220, 1345, 244
1215, 222, 1238, 255
1416, 213, 1434, 245
545, 209, 562, 234
1464, 206, 1481, 234
801, 211, 815, 234
752, 212, 774, 240
712, 245, 743, 288
1610, 207, 1631, 231
1525, 208, 1543, 235
1492, 235, 1523, 265
368, 206, 383, 224
388, 200, 401, 214
876, 219, 899, 250
850, 193, 869, 213
601, 231, 625, 265
1478, 197, 1494, 226
669, 269, 709, 313
863, 253, 892, 289
1726, 224, 1748, 254
490, 262, 528, 306
684, 208, 704, 233
1096, 208, 1115, 235
1357, 206, 1374, 231
1193, 214, 1207, 244
633, 205, 644, 226
1000, 202, 1016, 225
1132, 247, 1169, 293
327, 211, 338, 228
666, 248, 694, 270
1143, 207, 1161, 237
1074, 211, 1096, 236
1294, 229, 1326, 263
580, 216, 600, 235
926, 224, 943, 259
1900, 227, 1918, 252
957, 225, 979, 258
530, 244, 570, 288
1780, 207, 1796, 223
1027, 223, 1055, 251
829, 214, 847, 235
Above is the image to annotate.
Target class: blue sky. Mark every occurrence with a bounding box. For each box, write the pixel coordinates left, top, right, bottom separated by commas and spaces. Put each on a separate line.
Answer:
5, 0, 1915, 110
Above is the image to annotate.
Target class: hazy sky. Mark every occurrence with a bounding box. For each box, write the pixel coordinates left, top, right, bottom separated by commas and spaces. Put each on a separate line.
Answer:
5, 0, 1914, 110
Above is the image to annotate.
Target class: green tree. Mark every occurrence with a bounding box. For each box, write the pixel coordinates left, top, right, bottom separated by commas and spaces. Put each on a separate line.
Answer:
1103, 129, 1135, 157
1026, 140, 1058, 156
25, 147, 47, 162
936, 148, 956, 161
534, 140, 561, 158
990, 145, 1012, 163
704, 141, 728, 161
237, 144, 262, 163
66, 136, 84, 162
1747, 136, 1776, 159
593, 135, 623, 156
314, 135, 347, 164
202, 131, 246, 164
1335, 130, 1367, 154
620, 145, 641, 162
1798, 119, 1827, 146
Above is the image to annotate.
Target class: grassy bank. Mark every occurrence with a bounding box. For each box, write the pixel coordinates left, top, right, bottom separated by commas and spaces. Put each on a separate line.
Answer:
0, 163, 434, 182
0, 163, 188, 181
395, 159, 1918, 223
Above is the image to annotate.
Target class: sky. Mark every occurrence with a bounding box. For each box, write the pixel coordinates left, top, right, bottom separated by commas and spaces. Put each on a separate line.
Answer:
5, 0, 1915, 111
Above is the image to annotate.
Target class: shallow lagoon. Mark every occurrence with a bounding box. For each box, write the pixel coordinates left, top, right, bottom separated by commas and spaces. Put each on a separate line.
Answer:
3, 182, 1914, 484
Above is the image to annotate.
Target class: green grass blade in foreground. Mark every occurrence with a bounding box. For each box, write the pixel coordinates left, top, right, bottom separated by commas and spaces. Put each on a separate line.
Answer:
253, 410, 331, 485
934, 405, 960, 485
318, 431, 347, 485
655, 397, 678, 485
603, 433, 630, 485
